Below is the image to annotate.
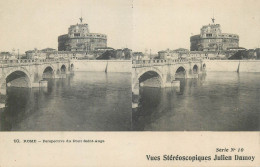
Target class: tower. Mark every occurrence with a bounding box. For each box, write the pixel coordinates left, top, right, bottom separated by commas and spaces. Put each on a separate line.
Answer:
58, 17, 107, 51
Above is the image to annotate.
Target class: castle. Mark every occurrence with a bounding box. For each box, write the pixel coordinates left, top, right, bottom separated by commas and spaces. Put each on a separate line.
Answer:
190, 18, 239, 51
155, 18, 244, 60
58, 17, 107, 52
23, 18, 132, 60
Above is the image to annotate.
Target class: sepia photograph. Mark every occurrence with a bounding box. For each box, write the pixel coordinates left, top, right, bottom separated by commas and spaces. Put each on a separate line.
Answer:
132, 0, 260, 131
0, 0, 259, 166
0, 0, 132, 131
0, 0, 260, 132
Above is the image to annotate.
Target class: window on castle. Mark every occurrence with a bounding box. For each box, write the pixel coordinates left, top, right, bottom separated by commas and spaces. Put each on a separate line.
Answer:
74, 33, 80, 37
206, 34, 212, 37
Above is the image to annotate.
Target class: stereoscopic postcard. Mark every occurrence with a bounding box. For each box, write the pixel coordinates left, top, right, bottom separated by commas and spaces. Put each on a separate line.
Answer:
0, 0, 259, 166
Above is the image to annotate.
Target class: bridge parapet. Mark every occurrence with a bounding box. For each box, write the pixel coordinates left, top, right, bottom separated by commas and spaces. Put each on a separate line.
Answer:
0, 59, 71, 67
132, 58, 202, 68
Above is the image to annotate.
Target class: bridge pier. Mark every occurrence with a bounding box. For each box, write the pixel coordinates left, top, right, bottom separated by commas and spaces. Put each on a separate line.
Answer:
0, 86, 6, 95
59, 74, 67, 78
0, 84, 6, 109
164, 70, 180, 88
42, 71, 55, 79
132, 81, 140, 110
55, 71, 67, 78
163, 80, 180, 88
69, 67, 74, 74
66, 69, 71, 75
186, 73, 199, 78
32, 73, 48, 88
186, 69, 199, 78
201, 66, 206, 73
39, 80, 48, 87
0, 94, 6, 109
31, 81, 48, 88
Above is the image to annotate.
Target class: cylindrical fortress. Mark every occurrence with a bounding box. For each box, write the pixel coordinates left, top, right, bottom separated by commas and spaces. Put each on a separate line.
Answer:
58, 19, 107, 51
190, 23, 239, 51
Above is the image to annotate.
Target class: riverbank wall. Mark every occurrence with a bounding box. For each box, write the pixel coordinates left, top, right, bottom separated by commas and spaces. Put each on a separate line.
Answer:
72, 60, 131, 73
204, 60, 260, 72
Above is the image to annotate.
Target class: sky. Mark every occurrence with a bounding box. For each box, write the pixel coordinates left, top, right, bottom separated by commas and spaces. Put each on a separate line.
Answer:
0, 0, 260, 54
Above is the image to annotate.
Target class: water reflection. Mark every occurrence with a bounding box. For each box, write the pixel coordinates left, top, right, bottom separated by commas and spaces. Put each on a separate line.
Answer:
133, 72, 260, 131
0, 72, 132, 131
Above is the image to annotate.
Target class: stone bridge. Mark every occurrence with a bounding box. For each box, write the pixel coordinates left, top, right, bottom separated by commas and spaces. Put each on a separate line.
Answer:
0, 59, 74, 97
132, 58, 206, 108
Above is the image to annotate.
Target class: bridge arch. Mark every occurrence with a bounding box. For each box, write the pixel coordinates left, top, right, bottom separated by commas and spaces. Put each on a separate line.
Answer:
193, 64, 199, 74
202, 63, 206, 70
135, 67, 164, 87
42, 66, 55, 78
56, 69, 60, 74
175, 66, 187, 78
70, 63, 74, 71
1, 68, 32, 89
60, 64, 67, 73
42, 64, 55, 72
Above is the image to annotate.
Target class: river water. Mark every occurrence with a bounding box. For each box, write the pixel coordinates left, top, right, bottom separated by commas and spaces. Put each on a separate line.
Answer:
133, 72, 260, 131
0, 72, 131, 131
1, 71, 259, 131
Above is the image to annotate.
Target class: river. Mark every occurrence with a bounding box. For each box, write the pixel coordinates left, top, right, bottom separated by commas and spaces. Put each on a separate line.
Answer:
133, 72, 260, 131
0, 72, 132, 131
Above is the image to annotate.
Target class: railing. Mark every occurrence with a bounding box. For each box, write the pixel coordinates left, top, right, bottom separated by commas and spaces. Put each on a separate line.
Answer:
0, 58, 72, 67
132, 58, 202, 67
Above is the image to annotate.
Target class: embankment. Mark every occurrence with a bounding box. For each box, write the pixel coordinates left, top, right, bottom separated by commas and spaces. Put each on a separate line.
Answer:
72, 60, 131, 73
204, 60, 260, 72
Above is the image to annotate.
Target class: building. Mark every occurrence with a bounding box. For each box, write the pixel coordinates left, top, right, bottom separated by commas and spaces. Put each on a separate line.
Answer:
25, 48, 73, 59
158, 47, 243, 60
190, 18, 239, 51
21, 18, 131, 60
158, 48, 192, 60
58, 17, 107, 52
229, 48, 259, 60
0, 49, 20, 60
132, 52, 145, 60
0, 52, 13, 60
97, 48, 132, 60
